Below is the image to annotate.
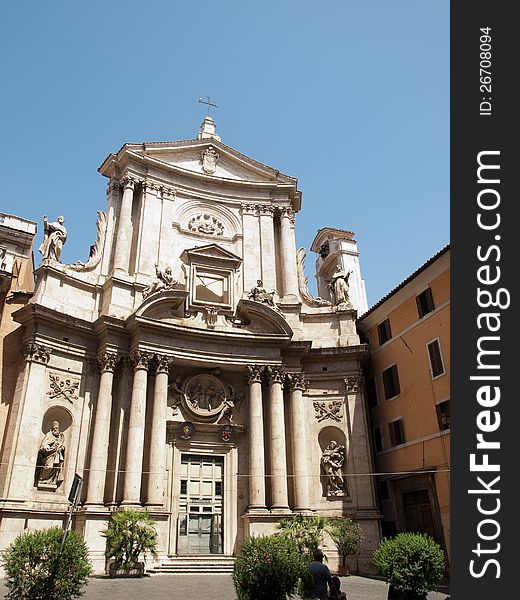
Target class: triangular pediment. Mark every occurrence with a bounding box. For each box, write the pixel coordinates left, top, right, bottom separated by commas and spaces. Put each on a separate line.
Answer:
183, 244, 242, 268
121, 139, 296, 184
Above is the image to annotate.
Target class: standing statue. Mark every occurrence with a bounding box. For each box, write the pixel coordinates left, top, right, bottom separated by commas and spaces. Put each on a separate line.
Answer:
248, 279, 276, 307
38, 215, 67, 262
328, 265, 353, 307
321, 440, 345, 496
143, 264, 177, 298
37, 420, 66, 486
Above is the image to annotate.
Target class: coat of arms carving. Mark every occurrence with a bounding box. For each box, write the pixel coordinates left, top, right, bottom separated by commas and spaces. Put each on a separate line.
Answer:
201, 146, 219, 174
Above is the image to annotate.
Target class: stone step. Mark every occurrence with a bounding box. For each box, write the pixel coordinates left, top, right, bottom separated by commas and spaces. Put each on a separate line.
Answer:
147, 556, 236, 574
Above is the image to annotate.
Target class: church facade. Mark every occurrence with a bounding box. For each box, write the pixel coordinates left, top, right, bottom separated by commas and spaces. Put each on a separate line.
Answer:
0, 118, 380, 573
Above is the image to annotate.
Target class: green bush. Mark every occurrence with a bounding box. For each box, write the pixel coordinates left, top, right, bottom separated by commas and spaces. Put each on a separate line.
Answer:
372, 532, 445, 597
1, 526, 93, 600
276, 514, 329, 557
102, 508, 158, 570
232, 534, 311, 600
327, 518, 363, 567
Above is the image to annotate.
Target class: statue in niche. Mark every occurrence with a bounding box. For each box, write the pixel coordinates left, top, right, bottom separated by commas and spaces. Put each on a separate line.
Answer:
38, 215, 67, 262
328, 265, 353, 307
248, 279, 276, 307
321, 440, 345, 496
143, 263, 178, 298
201, 146, 219, 174
37, 420, 66, 487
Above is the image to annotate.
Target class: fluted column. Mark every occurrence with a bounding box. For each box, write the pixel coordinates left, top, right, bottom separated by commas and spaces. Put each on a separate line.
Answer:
279, 208, 299, 298
146, 355, 171, 506
266, 366, 289, 511
113, 175, 135, 274
122, 351, 150, 505
288, 373, 310, 511
246, 365, 267, 512
85, 352, 117, 505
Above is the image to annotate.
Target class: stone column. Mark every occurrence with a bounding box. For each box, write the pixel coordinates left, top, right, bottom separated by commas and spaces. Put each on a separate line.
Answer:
241, 204, 261, 292
122, 351, 150, 505
85, 352, 117, 506
278, 208, 299, 298
266, 366, 289, 511
258, 205, 276, 292
113, 176, 135, 275
146, 354, 171, 506
288, 373, 310, 511
245, 365, 267, 512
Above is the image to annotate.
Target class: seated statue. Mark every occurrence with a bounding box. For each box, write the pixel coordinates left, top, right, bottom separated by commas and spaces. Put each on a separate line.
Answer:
248, 279, 276, 307
143, 264, 177, 298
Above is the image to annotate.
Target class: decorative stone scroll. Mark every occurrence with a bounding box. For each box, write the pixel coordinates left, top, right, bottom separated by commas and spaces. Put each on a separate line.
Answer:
188, 213, 224, 236
66, 211, 107, 273
313, 400, 343, 423
47, 372, 80, 404
296, 248, 331, 308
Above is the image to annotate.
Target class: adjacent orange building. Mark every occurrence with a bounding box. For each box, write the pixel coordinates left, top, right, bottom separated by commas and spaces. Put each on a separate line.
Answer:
357, 246, 450, 563
0, 213, 37, 442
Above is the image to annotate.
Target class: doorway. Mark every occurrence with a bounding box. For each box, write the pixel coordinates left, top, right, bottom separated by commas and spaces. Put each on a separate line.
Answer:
177, 454, 224, 554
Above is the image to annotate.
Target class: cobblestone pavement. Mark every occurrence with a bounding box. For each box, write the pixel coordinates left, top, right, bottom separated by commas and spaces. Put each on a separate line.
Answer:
0, 574, 450, 599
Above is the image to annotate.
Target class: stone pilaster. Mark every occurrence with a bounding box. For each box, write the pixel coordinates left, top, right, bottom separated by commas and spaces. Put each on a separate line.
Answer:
136, 181, 162, 282
278, 208, 299, 299
288, 373, 310, 511
85, 352, 117, 506
245, 365, 267, 512
241, 204, 261, 292
146, 354, 172, 506
122, 351, 151, 505
266, 366, 290, 512
258, 205, 276, 292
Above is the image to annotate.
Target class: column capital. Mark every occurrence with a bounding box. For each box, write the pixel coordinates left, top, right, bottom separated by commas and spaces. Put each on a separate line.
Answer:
120, 175, 136, 190
97, 352, 118, 373
155, 354, 173, 374
241, 203, 258, 216
266, 365, 286, 385
258, 204, 275, 216
344, 374, 364, 394
287, 372, 308, 391
129, 350, 152, 371
245, 364, 264, 384
278, 206, 295, 222
21, 342, 51, 364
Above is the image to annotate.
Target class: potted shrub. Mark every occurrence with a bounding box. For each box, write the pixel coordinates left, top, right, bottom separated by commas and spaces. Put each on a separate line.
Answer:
1, 526, 93, 599
372, 532, 445, 600
102, 508, 158, 577
232, 534, 311, 600
327, 518, 363, 575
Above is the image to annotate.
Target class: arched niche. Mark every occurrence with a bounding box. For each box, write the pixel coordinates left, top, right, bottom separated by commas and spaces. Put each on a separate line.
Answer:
318, 425, 348, 498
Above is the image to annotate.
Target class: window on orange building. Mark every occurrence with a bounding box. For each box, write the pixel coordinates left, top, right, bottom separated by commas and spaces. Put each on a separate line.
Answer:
389, 418, 405, 446
416, 287, 435, 318
382, 364, 401, 400
373, 425, 383, 453
366, 377, 378, 408
427, 339, 445, 378
377, 318, 392, 344
436, 400, 451, 430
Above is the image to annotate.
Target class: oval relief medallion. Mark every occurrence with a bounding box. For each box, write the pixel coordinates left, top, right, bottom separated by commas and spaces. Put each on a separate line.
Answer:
184, 374, 228, 420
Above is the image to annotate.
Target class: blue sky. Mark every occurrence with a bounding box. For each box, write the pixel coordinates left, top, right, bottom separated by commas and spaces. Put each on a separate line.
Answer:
0, 1, 449, 307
